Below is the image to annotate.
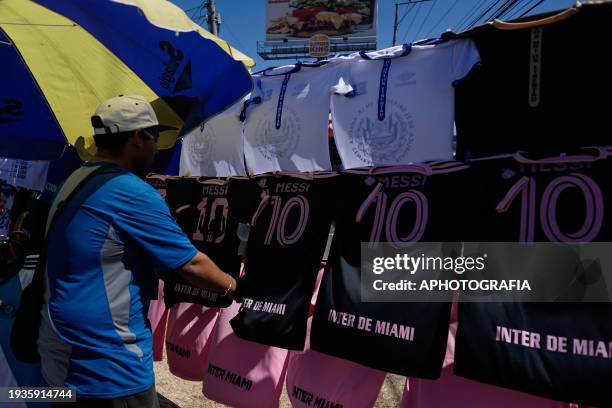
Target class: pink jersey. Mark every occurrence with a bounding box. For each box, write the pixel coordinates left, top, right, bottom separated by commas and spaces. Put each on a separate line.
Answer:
402, 364, 573, 408
202, 301, 289, 408
148, 280, 168, 362
287, 265, 385, 408
287, 346, 384, 408
165, 303, 220, 381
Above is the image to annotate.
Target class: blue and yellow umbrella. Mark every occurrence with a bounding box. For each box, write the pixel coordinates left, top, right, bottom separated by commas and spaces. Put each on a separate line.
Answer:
0, 0, 255, 160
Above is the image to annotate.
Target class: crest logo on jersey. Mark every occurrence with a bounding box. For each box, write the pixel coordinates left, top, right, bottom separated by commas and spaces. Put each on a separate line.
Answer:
187, 123, 216, 164
348, 99, 415, 166
502, 168, 516, 179
254, 106, 301, 161
395, 71, 417, 87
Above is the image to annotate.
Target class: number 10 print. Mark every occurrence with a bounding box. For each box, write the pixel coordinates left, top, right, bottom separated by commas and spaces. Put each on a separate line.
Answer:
253, 195, 310, 246
357, 190, 429, 248
497, 174, 604, 243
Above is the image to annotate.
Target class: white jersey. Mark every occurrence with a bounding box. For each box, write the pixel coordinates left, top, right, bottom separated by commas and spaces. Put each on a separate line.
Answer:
179, 98, 247, 177
331, 40, 480, 168
242, 62, 340, 174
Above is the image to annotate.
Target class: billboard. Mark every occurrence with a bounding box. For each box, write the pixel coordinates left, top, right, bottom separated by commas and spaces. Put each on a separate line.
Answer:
265, 0, 376, 41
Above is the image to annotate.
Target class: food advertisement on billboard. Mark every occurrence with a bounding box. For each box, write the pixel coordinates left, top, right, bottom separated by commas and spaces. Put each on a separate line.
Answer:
266, 0, 376, 40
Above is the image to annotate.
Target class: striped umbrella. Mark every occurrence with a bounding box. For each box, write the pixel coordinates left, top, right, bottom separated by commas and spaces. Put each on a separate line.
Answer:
0, 0, 254, 161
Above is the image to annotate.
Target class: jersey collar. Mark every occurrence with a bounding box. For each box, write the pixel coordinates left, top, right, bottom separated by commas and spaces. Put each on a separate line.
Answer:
359, 43, 412, 60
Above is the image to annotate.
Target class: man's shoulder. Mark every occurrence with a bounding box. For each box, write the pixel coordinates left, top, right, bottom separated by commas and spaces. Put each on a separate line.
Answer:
95, 172, 164, 208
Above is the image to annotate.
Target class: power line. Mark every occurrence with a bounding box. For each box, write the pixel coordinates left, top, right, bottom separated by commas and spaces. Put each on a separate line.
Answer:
520, 0, 546, 17
398, 3, 416, 26
184, 4, 204, 13
464, 0, 505, 30
190, 3, 206, 25
509, 0, 537, 19
502, 0, 528, 19
393, 1, 434, 46
465, 0, 504, 29
487, 0, 517, 21
425, 0, 460, 37
401, 2, 424, 44
456, 0, 488, 31
221, 15, 247, 51
414, 0, 437, 40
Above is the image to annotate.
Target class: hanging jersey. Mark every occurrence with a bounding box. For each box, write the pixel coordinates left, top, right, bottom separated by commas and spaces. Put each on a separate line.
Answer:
287, 304, 385, 408
455, 151, 612, 406
202, 301, 289, 408
230, 174, 336, 350
311, 162, 476, 377
330, 41, 480, 169
451, 2, 612, 159
148, 280, 168, 362
163, 177, 261, 308
145, 173, 170, 199
180, 97, 248, 177
402, 303, 572, 407
242, 62, 340, 174
165, 303, 219, 381
287, 262, 385, 408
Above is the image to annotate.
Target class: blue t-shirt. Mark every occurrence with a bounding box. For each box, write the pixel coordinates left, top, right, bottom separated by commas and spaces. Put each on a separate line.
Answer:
39, 164, 197, 398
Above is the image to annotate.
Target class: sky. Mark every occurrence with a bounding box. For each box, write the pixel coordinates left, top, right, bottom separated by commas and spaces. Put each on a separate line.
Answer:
170, 0, 575, 70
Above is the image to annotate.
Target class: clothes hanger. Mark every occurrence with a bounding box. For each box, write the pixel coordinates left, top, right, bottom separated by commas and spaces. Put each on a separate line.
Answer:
492, 3, 580, 30
513, 146, 608, 164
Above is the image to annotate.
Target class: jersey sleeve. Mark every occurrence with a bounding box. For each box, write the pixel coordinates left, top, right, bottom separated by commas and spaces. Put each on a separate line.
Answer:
115, 184, 197, 272
450, 39, 481, 85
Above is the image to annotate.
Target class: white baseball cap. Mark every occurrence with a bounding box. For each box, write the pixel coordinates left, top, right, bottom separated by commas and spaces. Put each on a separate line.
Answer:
91, 95, 177, 135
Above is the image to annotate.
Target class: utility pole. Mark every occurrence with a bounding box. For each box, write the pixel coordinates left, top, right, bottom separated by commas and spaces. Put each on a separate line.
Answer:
392, 0, 432, 46
392, 3, 399, 47
206, 0, 220, 36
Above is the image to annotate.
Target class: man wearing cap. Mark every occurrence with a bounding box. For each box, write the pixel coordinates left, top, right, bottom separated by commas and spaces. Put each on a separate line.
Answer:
40, 96, 236, 407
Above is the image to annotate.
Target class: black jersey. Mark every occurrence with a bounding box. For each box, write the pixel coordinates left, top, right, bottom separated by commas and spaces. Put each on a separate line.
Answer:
455, 151, 612, 406
450, 2, 612, 159
310, 162, 476, 377
163, 177, 261, 308
145, 174, 170, 199
229, 174, 336, 350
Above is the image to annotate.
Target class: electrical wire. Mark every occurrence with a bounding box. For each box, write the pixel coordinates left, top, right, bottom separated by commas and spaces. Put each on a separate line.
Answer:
425, 0, 460, 37
464, 0, 504, 30
509, 0, 538, 19
398, 3, 416, 26
222, 15, 248, 51
414, 0, 437, 40
519, 0, 546, 17
456, 0, 489, 31
401, 2, 424, 44
502, 0, 528, 19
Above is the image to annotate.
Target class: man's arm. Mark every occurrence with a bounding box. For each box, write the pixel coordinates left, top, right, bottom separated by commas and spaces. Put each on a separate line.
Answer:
176, 251, 237, 298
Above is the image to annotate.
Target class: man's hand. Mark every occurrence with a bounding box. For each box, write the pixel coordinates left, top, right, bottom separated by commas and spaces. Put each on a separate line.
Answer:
176, 251, 237, 298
